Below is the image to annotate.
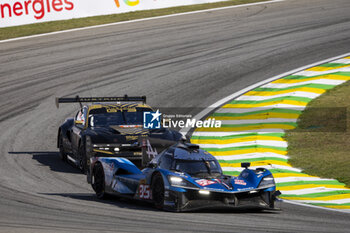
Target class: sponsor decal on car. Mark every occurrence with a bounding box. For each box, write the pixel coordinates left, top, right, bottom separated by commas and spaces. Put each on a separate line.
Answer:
196, 179, 217, 186
234, 179, 247, 185
237, 187, 254, 191
145, 139, 158, 160
138, 184, 151, 199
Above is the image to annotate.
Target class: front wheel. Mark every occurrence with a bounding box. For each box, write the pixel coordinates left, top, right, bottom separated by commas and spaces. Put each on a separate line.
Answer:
151, 173, 165, 209
92, 163, 107, 199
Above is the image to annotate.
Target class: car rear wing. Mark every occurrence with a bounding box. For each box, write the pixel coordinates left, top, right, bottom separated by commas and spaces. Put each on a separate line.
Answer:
55, 95, 146, 108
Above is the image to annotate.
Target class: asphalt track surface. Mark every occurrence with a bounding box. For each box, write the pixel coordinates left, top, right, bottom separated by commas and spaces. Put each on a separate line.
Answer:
0, 0, 350, 232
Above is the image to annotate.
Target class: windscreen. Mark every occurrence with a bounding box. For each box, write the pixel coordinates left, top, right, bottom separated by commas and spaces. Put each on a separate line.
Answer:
89, 107, 151, 127
174, 159, 222, 178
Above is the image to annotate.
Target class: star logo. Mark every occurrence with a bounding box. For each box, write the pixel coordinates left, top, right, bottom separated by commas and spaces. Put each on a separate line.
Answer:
143, 110, 162, 129
150, 110, 162, 122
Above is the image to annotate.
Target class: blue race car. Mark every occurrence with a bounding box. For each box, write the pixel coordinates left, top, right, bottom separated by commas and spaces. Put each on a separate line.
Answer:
88, 140, 281, 212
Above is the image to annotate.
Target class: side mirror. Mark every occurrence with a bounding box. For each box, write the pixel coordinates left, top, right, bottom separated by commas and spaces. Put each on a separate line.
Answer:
181, 134, 188, 143
241, 162, 251, 169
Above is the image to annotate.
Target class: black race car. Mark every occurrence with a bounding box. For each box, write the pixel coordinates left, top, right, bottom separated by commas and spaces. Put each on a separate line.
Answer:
56, 96, 183, 174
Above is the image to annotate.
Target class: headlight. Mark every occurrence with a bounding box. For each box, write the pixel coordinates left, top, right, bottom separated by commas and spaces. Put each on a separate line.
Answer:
168, 176, 197, 188
259, 175, 275, 188
198, 190, 210, 195
169, 176, 186, 186
93, 144, 120, 153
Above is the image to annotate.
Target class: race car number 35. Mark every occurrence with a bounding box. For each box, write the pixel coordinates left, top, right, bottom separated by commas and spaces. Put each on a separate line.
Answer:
139, 184, 151, 199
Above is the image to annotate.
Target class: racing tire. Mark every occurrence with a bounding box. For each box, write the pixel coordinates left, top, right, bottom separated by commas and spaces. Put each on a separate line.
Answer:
58, 133, 67, 162
78, 141, 87, 174
151, 173, 165, 209
92, 163, 107, 199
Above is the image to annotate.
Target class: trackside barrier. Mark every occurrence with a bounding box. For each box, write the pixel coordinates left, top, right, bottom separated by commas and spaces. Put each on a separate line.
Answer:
0, 0, 227, 28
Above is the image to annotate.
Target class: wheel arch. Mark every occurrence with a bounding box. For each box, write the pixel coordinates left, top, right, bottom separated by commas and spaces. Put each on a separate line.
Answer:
151, 171, 163, 186
57, 118, 75, 148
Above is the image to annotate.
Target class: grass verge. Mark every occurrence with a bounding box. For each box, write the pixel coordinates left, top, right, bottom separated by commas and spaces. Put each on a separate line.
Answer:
285, 81, 350, 187
0, 0, 267, 41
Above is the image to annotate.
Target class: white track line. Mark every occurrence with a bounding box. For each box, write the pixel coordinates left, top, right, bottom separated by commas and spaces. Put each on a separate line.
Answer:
281, 188, 350, 195
275, 177, 336, 183
218, 118, 298, 124
332, 58, 350, 64
215, 107, 306, 114
282, 200, 350, 213
262, 79, 346, 88
214, 152, 289, 160
222, 165, 301, 172
294, 67, 350, 77
191, 129, 286, 136
0, 0, 285, 44
198, 140, 288, 148
236, 92, 321, 100
291, 199, 350, 205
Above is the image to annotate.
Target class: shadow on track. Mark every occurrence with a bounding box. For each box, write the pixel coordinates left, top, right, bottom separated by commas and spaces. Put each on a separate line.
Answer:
40, 192, 157, 212
8, 151, 81, 174
40, 192, 279, 214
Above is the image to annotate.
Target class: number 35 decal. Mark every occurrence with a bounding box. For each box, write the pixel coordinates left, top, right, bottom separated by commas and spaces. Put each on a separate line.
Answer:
138, 184, 151, 199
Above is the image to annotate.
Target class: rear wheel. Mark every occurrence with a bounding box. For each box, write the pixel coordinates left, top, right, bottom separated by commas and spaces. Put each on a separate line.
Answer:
78, 142, 87, 174
58, 133, 67, 162
151, 173, 165, 209
92, 163, 107, 199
